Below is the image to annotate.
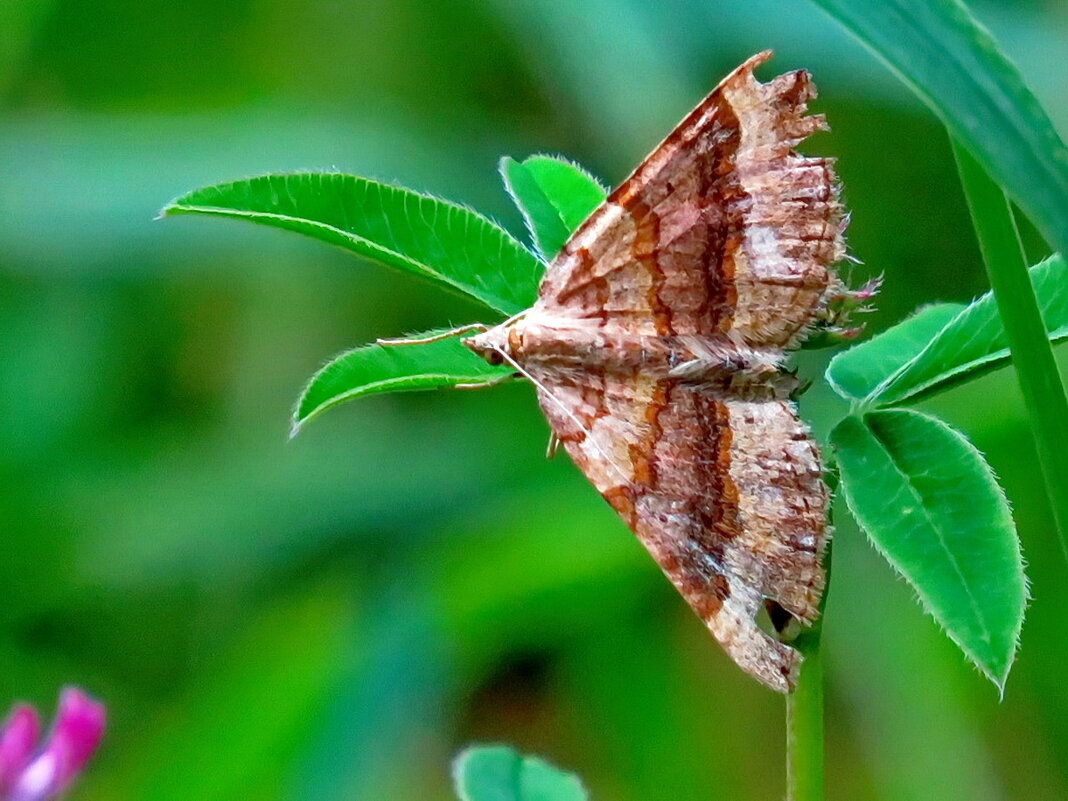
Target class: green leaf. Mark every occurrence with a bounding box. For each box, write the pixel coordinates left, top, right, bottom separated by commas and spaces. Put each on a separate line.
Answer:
831, 409, 1025, 690
826, 303, 964, 402
827, 254, 1068, 406
453, 746, 588, 801
807, 0, 1068, 257
293, 330, 513, 432
500, 155, 607, 260
161, 172, 542, 315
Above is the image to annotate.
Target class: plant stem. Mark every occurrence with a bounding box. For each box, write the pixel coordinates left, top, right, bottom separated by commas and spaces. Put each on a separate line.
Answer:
786, 608, 824, 801
952, 139, 1068, 566
785, 532, 831, 801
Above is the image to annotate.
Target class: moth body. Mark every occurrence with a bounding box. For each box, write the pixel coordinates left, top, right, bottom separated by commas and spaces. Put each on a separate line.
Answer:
466, 316, 790, 400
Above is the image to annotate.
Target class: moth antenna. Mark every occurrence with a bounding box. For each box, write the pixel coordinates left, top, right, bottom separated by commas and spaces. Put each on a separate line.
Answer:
491, 346, 631, 485
453, 372, 517, 390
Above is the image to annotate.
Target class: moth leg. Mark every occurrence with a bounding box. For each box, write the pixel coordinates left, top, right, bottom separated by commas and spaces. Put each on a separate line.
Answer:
545, 432, 561, 459
453, 372, 519, 390
377, 322, 488, 346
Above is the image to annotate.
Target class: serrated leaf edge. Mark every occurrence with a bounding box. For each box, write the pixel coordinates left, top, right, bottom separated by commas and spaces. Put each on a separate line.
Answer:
161, 172, 542, 315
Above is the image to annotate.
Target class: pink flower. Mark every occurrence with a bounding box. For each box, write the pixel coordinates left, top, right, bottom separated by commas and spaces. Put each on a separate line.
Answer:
0, 688, 105, 801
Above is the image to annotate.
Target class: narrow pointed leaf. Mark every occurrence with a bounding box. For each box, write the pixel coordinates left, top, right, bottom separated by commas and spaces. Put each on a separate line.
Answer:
831, 409, 1025, 689
826, 302, 964, 402
500, 155, 606, 260
827, 254, 1068, 405
880, 254, 1068, 404
453, 746, 588, 801
294, 331, 513, 431
162, 173, 542, 314
500, 158, 566, 261
807, 0, 1068, 256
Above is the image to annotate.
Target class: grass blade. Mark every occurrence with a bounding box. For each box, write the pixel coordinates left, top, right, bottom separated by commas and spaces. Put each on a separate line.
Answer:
952, 142, 1068, 564
807, 0, 1068, 256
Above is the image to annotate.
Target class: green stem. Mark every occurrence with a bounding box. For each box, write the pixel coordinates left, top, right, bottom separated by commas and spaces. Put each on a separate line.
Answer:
952, 139, 1068, 566
785, 536, 831, 801
786, 625, 824, 801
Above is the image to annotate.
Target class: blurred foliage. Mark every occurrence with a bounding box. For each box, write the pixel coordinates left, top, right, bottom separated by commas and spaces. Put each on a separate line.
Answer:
452, 745, 588, 801
1, 1, 1066, 799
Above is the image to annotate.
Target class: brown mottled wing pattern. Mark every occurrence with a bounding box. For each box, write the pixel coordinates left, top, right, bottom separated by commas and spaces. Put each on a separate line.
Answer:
519, 52, 843, 692
536, 50, 845, 347
533, 374, 826, 692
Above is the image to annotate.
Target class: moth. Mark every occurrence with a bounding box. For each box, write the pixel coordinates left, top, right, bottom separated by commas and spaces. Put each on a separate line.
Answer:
464, 51, 848, 692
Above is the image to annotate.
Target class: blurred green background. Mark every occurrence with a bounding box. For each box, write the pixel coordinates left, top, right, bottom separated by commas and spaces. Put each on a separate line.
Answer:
2, 1, 1067, 798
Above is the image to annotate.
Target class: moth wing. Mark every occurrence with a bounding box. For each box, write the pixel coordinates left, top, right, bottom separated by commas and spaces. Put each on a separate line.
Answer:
533, 369, 827, 692
536, 51, 844, 347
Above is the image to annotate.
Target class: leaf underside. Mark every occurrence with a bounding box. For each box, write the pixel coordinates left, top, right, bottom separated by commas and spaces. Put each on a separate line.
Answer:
500, 154, 607, 262
832, 408, 1025, 690
293, 330, 513, 431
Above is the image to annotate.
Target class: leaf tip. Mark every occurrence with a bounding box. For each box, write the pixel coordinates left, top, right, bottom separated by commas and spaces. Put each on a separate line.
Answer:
287, 418, 304, 440
290, 384, 319, 438
497, 155, 522, 197
451, 744, 507, 801
976, 650, 1014, 700
290, 392, 319, 438
155, 202, 179, 221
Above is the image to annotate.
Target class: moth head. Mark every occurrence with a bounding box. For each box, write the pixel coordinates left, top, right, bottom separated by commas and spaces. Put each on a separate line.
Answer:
463, 324, 511, 366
